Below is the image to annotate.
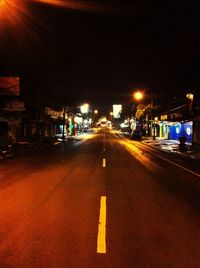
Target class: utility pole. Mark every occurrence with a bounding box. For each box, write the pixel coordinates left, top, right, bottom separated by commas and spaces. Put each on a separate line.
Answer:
62, 107, 66, 139
150, 92, 155, 140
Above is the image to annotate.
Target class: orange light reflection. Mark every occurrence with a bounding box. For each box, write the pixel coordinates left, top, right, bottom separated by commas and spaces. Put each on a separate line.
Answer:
31, 0, 120, 15
0, 0, 25, 28
117, 138, 161, 173
0, 0, 48, 55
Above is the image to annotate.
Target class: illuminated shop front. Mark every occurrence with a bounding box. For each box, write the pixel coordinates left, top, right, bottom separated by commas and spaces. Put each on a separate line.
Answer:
158, 120, 193, 144
181, 121, 193, 144
168, 122, 181, 141
168, 121, 193, 144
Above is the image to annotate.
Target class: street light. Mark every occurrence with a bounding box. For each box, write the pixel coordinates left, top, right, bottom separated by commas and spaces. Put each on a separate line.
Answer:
94, 109, 98, 114
133, 89, 155, 139
186, 93, 194, 101
0, 0, 5, 6
62, 107, 67, 139
109, 112, 113, 124
186, 93, 194, 113
80, 103, 89, 114
133, 91, 144, 101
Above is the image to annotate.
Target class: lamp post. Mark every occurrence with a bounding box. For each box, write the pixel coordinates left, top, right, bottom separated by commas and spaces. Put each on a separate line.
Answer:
93, 109, 98, 126
62, 107, 66, 139
80, 103, 90, 131
133, 89, 155, 139
186, 93, 194, 114
150, 92, 155, 139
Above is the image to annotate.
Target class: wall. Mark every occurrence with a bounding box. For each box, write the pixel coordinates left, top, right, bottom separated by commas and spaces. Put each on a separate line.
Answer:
193, 121, 200, 146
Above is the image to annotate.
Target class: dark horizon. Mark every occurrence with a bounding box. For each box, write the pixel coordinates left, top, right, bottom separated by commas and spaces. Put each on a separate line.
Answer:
0, 1, 199, 110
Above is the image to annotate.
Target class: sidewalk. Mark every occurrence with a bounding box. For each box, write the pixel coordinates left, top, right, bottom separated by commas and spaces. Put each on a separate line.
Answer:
56, 131, 94, 142
141, 137, 200, 160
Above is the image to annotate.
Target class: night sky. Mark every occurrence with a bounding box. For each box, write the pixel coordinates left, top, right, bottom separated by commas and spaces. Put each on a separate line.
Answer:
0, 1, 199, 110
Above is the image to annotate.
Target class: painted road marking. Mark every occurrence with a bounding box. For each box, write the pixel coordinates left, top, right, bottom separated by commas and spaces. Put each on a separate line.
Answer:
103, 158, 106, 167
97, 196, 107, 254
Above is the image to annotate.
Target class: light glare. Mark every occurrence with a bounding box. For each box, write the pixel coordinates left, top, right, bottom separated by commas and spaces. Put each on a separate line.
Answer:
0, 0, 5, 6
134, 91, 143, 101
80, 103, 89, 114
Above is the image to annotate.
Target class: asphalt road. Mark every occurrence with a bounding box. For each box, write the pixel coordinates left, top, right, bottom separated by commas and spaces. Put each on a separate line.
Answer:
1, 129, 200, 268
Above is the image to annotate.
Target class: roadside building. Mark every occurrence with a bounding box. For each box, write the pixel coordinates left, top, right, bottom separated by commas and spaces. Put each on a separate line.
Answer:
159, 103, 193, 144
192, 106, 200, 147
23, 106, 65, 140
1, 99, 25, 143
0, 77, 24, 146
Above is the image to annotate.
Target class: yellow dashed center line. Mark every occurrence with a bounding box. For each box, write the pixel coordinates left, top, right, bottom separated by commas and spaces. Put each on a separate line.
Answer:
97, 196, 107, 254
102, 158, 106, 167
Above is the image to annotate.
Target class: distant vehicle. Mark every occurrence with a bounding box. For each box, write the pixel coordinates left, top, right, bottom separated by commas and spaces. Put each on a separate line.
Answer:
100, 120, 107, 128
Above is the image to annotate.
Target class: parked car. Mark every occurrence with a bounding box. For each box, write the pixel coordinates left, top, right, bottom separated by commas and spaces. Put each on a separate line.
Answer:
0, 143, 15, 158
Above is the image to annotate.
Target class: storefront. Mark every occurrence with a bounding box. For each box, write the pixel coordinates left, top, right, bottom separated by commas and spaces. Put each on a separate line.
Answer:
168, 121, 193, 144
0, 112, 22, 143
181, 121, 193, 144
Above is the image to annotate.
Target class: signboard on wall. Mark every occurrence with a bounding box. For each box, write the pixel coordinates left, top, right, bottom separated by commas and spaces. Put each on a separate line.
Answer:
0, 77, 20, 96
45, 107, 63, 119
161, 114, 168, 120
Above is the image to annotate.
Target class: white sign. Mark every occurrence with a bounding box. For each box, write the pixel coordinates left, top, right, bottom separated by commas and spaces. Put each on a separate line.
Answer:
113, 104, 122, 119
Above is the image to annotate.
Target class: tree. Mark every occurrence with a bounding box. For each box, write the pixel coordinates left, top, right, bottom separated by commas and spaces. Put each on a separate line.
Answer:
135, 104, 146, 120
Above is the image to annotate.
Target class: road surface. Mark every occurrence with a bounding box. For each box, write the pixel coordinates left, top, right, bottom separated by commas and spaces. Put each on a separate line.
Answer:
0, 129, 200, 267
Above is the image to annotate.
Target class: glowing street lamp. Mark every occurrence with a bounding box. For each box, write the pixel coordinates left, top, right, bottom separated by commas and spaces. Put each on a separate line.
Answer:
0, 0, 5, 6
110, 112, 113, 116
0, 0, 6, 11
94, 109, 98, 114
186, 92, 194, 112
186, 93, 194, 101
133, 91, 144, 101
80, 103, 89, 114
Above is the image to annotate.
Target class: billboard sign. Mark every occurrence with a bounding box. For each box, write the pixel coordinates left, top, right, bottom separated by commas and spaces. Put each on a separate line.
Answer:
45, 107, 63, 118
0, 77, 20, 96
113, 104, 122, 119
